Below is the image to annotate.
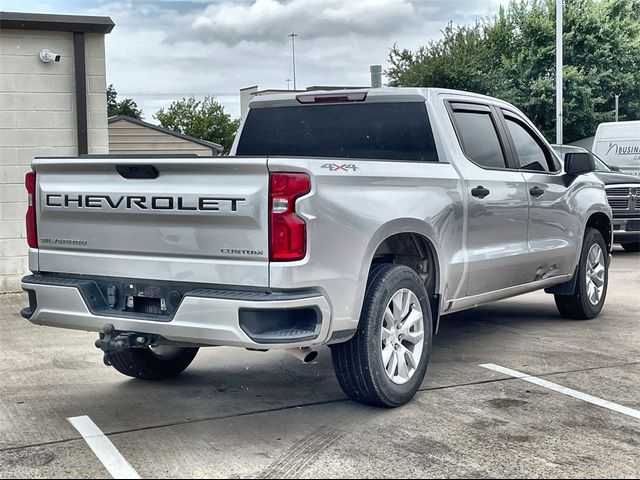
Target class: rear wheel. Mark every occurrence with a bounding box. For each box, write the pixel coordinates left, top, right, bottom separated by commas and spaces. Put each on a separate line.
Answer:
330, 264, 432, 407
621, 242, 640, 253
555, 228, 608, 320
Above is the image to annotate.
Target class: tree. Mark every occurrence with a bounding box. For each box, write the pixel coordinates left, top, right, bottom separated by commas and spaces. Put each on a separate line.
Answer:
154, 97, 240, 153
107, 84, 143, 119
387, 0, 640, 143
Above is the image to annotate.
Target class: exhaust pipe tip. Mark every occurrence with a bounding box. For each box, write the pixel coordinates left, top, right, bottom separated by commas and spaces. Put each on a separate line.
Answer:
303, 349, 318, 363
286, 347, 318, 364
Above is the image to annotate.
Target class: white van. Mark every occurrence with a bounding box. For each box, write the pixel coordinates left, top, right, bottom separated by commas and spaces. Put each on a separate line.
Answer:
592, 120, 640, 176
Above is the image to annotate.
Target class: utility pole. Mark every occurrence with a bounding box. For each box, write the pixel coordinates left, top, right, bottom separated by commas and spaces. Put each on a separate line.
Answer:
556, 0, 563, 144
288, 33, 298, 90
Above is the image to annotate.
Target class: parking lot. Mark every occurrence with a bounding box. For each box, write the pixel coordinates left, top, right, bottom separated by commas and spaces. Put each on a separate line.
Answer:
0, 248, 638, 479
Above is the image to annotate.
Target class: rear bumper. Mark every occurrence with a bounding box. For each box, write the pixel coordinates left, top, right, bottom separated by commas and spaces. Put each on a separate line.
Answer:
21, 275, 332, 349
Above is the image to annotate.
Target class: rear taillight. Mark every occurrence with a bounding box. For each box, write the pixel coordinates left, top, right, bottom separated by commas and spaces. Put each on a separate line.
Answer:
269, 173, 310, 261
25, 171, 37, 248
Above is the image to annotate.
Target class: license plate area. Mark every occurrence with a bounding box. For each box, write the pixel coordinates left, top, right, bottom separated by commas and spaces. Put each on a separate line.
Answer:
94, 281, 184, 321
63, 279, 182, 323
131, 296, 163, 314
626, 220, 640, 231
124, 284, 168, 315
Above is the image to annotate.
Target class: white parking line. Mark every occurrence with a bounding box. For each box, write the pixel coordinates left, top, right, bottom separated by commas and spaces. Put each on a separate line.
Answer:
68, 416, 141, 479
480, 363, 640, 420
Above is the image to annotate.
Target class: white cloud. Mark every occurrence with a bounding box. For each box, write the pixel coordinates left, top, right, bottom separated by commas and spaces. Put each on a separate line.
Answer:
188, 0, 418, 45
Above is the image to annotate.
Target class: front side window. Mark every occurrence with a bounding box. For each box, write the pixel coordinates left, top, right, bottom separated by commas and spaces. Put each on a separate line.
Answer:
451, 110, 507, 169
504, 116, 551, 172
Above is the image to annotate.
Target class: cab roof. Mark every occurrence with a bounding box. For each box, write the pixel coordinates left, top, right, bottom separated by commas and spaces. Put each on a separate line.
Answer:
248, 87, 514, 110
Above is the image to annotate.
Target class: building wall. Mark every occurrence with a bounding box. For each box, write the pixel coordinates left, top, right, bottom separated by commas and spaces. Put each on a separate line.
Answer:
85, 34, 109, 154
0, 29, 108, 293
239, 87, 298, 117
108, 120, 215, 156
240, 86, 258, 118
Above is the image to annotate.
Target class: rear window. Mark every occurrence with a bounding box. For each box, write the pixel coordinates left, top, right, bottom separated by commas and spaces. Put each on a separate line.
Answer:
236, 102, 439, 162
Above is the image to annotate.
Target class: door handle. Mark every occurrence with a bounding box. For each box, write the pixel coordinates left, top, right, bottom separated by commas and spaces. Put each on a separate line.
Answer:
471, 186, 491, 199
530, 186, 545, 198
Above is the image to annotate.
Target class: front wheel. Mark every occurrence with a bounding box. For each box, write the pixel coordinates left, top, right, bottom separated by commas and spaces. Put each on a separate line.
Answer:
555, 228, 609, 320
331, 264, 433, 407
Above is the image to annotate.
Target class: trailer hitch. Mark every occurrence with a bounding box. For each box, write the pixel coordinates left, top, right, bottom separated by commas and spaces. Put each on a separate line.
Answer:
95, 324, 159, 366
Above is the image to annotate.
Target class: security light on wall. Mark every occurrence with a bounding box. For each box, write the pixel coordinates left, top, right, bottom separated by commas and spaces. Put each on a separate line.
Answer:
39, 49, 61, 63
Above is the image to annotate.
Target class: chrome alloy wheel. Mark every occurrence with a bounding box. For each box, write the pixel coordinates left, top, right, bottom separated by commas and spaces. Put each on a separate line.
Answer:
381, 288, 425, 385
585, 243, 606, 306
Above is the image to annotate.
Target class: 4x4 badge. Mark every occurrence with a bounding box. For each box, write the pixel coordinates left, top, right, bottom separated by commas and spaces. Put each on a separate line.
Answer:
321, 163, 358, 172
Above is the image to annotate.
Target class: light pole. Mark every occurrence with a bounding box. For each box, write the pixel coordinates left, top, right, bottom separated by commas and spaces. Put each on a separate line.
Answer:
556, 0, 563, 144
289, 33, 298, 90
286, 78, 292, 90
615, 94, 619, 122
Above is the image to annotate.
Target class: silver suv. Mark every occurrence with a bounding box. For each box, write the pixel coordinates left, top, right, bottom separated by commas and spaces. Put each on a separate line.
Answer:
21, 88, 612, 407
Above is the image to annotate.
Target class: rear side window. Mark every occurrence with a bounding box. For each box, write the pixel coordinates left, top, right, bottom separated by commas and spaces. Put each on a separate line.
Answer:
236, 102, 439, 162
451, 110, 507, 169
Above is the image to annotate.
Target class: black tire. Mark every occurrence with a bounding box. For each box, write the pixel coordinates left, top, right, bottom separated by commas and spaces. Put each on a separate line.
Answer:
105, 301, 199, 380
555, 228, 609, 320
330, 264, 433, 407
621, 242, 640, 253
106, 345, 199, 380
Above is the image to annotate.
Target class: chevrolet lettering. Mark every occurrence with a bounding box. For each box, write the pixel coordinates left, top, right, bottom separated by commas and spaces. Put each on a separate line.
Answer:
44, 194, 246, 212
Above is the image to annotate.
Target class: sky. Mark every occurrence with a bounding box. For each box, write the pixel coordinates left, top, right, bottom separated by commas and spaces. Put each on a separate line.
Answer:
3, 0, 505, 120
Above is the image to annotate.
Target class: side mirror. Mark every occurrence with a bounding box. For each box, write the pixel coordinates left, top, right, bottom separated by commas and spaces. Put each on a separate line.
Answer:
564, 152, 596, 177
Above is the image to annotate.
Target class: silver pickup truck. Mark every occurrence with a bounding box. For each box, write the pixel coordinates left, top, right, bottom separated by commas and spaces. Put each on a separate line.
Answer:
21, 88, 612, 407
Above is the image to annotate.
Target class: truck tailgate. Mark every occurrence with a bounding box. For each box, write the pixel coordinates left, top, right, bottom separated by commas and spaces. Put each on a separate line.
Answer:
33, 157, 269, 287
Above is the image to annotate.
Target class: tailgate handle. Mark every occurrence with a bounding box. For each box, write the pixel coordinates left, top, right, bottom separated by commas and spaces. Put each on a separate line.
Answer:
116, 165, 159, 179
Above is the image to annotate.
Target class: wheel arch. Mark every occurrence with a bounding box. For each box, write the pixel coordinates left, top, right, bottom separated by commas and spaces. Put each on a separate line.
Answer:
546, 210, 612, 297
586, 211, 612, 255
362, 225, 443, 335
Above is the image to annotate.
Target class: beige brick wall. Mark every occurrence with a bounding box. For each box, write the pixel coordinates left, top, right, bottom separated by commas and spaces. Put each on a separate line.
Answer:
0, 29, 108, 292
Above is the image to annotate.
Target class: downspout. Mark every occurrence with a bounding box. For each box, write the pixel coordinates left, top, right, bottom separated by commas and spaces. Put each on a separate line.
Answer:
73, 32, 88, 155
